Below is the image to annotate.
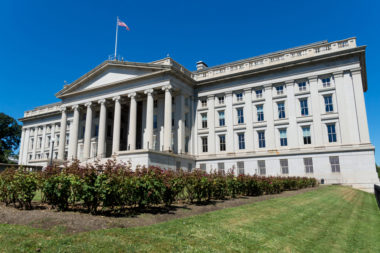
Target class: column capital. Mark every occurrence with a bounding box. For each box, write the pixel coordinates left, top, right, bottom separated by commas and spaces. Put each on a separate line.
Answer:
98, 99, 106, 104
112, 95, 121, 102
162, 84, 172, 91
60, 106, 67, 112
333, 71, 344, 78
308, 76, 318, 82
144, 88, 154, 95
350, 67, 361, 75
72, 104, 79, 110
84, 102, 92, 107
128, 92, 137, 99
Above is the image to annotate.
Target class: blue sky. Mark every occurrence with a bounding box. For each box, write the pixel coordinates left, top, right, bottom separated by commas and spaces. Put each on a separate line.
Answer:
1, 0, 379, 161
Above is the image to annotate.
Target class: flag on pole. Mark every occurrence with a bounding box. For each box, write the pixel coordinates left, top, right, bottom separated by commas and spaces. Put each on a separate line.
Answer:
117, 18, 130, 31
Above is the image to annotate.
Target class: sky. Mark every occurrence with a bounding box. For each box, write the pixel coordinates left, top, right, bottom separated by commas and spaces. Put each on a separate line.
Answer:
0, 0, 379, 161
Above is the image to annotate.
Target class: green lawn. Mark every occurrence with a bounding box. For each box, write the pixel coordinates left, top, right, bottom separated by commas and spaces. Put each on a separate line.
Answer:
1, 186, 379, 252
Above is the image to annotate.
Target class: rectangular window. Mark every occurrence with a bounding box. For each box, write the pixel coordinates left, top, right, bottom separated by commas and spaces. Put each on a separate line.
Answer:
219, 135, 226, 151
324, 95, 334, 113
276, 85, 284, 95
218, 96, 225, 105
185, 136, 189, 153
238, 133, 245, 150
330, 156, 340, 173
236, 92, 243, 102
280, 129, 287, 146
218, 111, 225, 126
202, 136, 208, 152
201, 99, 207, 107
278, 102, 286, 119
280, 159, 289, 174
237, 161, 245, 175
322, 77, 331, 88
304, 157, 313, 173
258, 160, 266, 175
300, 99, 309, 116
255, 89, 263, 99
302, 126, 311, 144
257, 105, 264, 121
327, 124, 337, 143
237, 108, 244, 124
153, 115, 158, 129
201, 113, 208, 128
298, 82, 307, 92
258, 131, 266, 148
218, 162, 225, 174
200, 163, 206, 171
38, 137, 42, 148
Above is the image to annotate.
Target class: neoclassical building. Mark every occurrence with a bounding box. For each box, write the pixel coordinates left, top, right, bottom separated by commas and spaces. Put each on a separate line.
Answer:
19, 37, 379, 191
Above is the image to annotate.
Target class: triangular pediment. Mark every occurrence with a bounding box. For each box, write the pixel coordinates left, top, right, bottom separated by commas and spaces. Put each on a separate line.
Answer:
56, 61, 170, 98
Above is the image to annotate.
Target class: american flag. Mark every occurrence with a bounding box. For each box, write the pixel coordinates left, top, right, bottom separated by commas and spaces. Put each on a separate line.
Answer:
117, 18, 130, 31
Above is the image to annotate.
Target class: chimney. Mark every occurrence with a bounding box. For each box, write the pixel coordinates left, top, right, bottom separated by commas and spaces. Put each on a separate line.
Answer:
196, 61, 208, 71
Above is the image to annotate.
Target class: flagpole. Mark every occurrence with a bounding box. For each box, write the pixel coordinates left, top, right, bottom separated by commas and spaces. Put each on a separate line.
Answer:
114, 16, 119, 60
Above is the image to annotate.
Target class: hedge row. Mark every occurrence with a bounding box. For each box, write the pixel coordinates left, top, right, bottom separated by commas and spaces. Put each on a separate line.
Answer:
0, 160, 317, 212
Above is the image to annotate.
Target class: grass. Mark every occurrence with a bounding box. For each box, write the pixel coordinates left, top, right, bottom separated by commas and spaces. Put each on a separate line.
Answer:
1, 186, 380, 252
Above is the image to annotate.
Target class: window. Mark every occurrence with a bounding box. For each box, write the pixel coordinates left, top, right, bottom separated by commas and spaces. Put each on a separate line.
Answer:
302, 126, 311, 144
255, 89, 263, 99
201, 113, 208, 128
154, 100, 158, 108
30, 138, 34, 149
277, 102, 285, 119
236, 92, 243, 102
298, 82, 307, 92
153, 115, 158, 129
237, 161, 245, 175
38, 137, 42, 148
219, 135, 226, 151
327, 124, 337, 143
257, 105, 264, 121
65, 134, 69, 145
218, 111, 225, 126
201, 99, 207, 107
330, 156, 340, 173
324, 95, 334, 113
218, 96, 225, 105
276, 85, 284, 95
202, 136, 208, 152
322, 77, 331, 88
185, 136, 189, 153
300, 99, 309, 116
304, 158, 313, 173
238, 133, 245, 150
237, 108, 244, 124
258, 160, 266, 175
279, 129, 287, 146
28, 154, 32, 161
280, 159, 289, 174
46, 136, 51, 148
258, 131, 266, 148
218, 163, 225, 174
200, 163, 206, 171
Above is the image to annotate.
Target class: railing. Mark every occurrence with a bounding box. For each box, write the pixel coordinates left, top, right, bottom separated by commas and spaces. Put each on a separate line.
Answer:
193, 38, 357, 81
24, 103, 62, 117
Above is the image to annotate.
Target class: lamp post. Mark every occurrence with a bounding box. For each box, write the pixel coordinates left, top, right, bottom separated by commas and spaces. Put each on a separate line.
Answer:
49, 137, 55, 166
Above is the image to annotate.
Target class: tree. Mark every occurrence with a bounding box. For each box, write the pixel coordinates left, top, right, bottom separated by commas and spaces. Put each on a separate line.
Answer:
0, 113, 21, 163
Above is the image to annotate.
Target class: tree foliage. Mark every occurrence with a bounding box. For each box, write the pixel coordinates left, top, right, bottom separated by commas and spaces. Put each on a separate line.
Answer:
0, 113, 21, 163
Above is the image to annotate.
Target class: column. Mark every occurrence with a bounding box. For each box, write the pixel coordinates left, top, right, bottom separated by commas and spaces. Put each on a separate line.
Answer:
127, 93, 137, 151
309, 76, 323, 146
111, 96, 121, 154
351, 68, 370, 144
244, 88, 254, 151
68, 105, 80, 159
162, 85, 172, 151
18, 129, 25, 164
264, 84, 275, 150
32, 127, 38, 159
344, 71, 360, 144
97, 99, 107, 158
50, 124, 56, 160
83, 102, 93, 160
285, 80, 298, 149
41, 125, 47, 158
144, 89, 154, 150
207, 95, 215, 154
177, 93, 185, 153
22, 128, 30, 163
334, 71, 350, 145
225, 92, 234, 153
58, 107, 67, 160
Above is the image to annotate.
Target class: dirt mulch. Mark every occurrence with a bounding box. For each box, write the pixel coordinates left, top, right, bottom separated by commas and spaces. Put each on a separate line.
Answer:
0, 187, 319, 233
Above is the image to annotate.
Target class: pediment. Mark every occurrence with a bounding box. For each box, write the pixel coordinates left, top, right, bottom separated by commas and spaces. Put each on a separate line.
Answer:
56, 61, 168, 98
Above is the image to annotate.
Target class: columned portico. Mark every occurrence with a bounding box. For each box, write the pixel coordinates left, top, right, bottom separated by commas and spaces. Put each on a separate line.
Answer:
163, 85, 172, 151
58, 107, 67, 160
128, 93, 137, 151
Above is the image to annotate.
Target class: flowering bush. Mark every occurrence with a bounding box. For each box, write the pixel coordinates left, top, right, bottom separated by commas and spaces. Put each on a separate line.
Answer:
0, 160, 318, 213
